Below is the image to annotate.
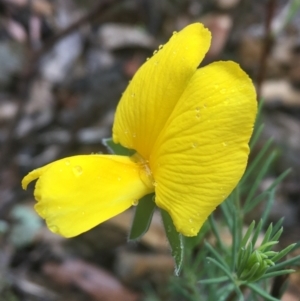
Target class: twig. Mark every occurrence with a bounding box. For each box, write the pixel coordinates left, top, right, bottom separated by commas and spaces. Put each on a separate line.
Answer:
0, 0, 34, 169
224, 284, 247, 301
0, 0, 118, 169
270, 273, 289, 299
256, 0, 277, 101
34, 0, 117, 62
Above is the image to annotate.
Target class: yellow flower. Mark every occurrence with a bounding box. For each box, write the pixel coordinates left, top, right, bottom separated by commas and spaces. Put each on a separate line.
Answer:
22, 23, 257, 238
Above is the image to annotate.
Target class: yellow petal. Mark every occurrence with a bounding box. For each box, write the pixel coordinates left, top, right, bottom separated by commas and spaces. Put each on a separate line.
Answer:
113, 23, 211, 159
150, 61, 257, 236
22, 155, 153, 237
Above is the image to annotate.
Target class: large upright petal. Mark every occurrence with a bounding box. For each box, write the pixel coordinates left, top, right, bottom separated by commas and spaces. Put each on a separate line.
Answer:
113, 23, 211, 159
22, 155, 153, 237
150, 61, 257, 236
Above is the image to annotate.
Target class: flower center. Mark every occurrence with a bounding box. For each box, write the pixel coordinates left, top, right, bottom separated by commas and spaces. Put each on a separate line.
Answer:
131, 153, 155, 191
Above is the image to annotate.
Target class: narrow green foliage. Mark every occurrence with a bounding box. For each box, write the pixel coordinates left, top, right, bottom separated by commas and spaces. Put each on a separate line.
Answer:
257, 241, 278, 252
267, 254, 300, 274
240, 261, 260, 280
102, 137, 135, 156
270, 243, 297, 263
271, 225, 283, 242
244, 150, 277, 205
243, 169, 291, 214
205, 241, 230, 270
104, 98, 300, 301
247, 283, 281, 301
251, 219, 263, 247
185, 220, 210, 250
241, 220, 255, 247
285, 0, 300, 27
249, 123, 264, 150
208, 215, 226, 252
261, 189, 276, 227
206, 257, 244, 300
261, 223, 273, 245
237, 242, 252, 276
236, 218, 297, 284
249, 99, 264, 150
198, 276, 228, 284
216, 284, 235, 301
260, 269, 295, 280
161, 209, 184, 276
220, 199, 233, 229
241, 138, 273, 186
129, 193, 156, 240
231, 190, 241, 271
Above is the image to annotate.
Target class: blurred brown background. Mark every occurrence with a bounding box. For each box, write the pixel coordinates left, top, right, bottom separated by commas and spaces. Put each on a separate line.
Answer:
0, 0, 300, 300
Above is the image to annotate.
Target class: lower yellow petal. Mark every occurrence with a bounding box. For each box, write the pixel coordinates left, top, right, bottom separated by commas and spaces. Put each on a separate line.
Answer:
150, 61, 257, 236
22, 155, 153, 237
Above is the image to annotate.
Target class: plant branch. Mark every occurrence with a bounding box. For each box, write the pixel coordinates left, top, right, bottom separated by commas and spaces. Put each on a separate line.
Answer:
256, 0, 277, 101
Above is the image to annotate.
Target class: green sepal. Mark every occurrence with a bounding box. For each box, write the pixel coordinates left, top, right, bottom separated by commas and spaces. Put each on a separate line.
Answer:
160, 208, 184, 276
102, 137, 135, 156
128, 193, 156, 240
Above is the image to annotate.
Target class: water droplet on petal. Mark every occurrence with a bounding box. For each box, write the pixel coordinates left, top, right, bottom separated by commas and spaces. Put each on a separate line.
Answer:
153, 50, 158, 55
65, 160, 70, 166
49, 225, 59, 234
41, 209, 48, 216
195, 113, 200, 119
222, 142, 227, 146
131, 93, 135, 97
132, 133, 136, 138
158, 44, 163, 49
192, 142, 198, 148
191, 227, 196, 234
172, 31, 177, 35
146, 57, 149, 61
195, 106, 200, 112
73, 166, 83, 177
152, 181, 158, 187
189, 218, 193, 223
132, 199, 138, 206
